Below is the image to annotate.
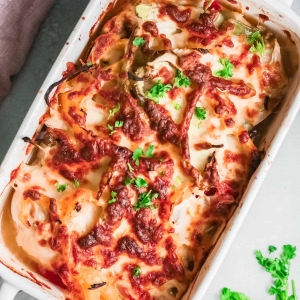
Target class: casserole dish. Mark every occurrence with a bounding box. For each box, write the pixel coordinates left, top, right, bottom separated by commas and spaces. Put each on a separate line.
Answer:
0, 0, 299, 299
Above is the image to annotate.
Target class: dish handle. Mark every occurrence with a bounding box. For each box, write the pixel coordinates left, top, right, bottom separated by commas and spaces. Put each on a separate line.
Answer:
0, 281, 19, 299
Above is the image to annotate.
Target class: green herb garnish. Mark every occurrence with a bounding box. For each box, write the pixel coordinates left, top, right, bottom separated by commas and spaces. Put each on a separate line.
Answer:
133, 266, 141, 278
132, 148, 144, 166
57, 183, 68, 192
133, 190, 158, 210
146, 80, 172, 103
127, 163, 134, 172
133, 37, 146, 47
135, 177, 148, 188
108, 103, 120, 119
125, 177, 134, 186
145, 145, 154, 158
214, 57, 234, 79
248, 31, 265, 56
220, 287, 250, 300
195, 107, 206, 121
108, 191, 117, 204
255, 244, 297, 300
108, 120, 123, 135
269, 245, 277, 254
172, 102, 182, 110
174, 70, 191, 88
73, 180, 80, 189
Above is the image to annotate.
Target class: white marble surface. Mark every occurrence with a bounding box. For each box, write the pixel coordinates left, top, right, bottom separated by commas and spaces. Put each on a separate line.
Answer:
0, 0, 299, 299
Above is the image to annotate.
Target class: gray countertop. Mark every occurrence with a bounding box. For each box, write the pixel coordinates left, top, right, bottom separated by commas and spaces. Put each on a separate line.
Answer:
0, 0, 299, 299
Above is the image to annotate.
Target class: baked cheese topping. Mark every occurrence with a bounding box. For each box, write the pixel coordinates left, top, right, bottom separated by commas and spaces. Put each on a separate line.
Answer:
8, 0, 288, 299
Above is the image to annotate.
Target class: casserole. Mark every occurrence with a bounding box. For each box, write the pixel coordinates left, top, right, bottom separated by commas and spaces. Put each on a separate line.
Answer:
0, 0, 298, 298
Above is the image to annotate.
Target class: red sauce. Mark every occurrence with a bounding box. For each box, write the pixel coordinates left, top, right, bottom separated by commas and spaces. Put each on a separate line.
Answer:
158, 66, 173, 84
142, 21, 158, 37
246, 55, 260, 75
224, 150, 246, 165
10, 166, 20, 182
62, 62, 76, 78
68, 107, 86, 126
204, 0, 221, 10
159, 4, 191, 23
76, 74, 89, 83
246, 108, 258, 119
222, 38, 234, 48
239, 131, 250, 144
228, 0, 237, 3
37, 266, 67, 289
225, 118, 235, 127
259, 14, 269, 23
23, 189, 41, 201
245, 6, 249, 10
169, 87, 181, 100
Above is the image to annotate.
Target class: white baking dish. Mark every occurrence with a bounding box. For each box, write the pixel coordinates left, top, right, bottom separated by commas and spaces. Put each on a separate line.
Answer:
0, 0, 299, 299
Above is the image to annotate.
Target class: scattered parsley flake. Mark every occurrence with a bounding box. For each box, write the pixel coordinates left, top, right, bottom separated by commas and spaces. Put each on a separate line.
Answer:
108, 120, 123, 135
57, 183, 68, 192
86, 62, 93, 67
172, 102, 182, 110
133, 190, 158, 210
145, 145, 154, 158
146, 80, 172, 103
114, 120, 123, 127
269, 245, 277, 254
132, 148, 144, 166
108, 191, 117, 204
108, 103, 120, 119
125, 177, 134, 186
73, 179, 80, 188
135, 177, 148, 188
133, 37, 146, 47
160, 158, 165, 162
174, 70, 191, 88
127, 163, 134, 172
195, 107, 206, 121
214, 57, 234, 79
248, 31, 265, 56
255, 244, 297, 300
133, 266, 141, 278
220, 287, 250, 300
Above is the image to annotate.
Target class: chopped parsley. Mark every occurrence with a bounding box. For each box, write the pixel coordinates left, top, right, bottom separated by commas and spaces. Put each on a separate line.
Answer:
135, 177, 148, 188
195, 107, 206, 121
86, 62, 93, 67
174, 70, 191, 88
133, 37, 146, 47
133, 190, 158, 210
146, 80, 172, 103
132, 148, 144, 166
172, 102, 182, 110
145, 145, 154, 158
127, 163, 134, 172
248, 31, 265, 56
269, 245, 277, 254
108, 191, 117, 204
133, 266, 141, 278
57, 183, 68, 192
214, 57, 234, 79
220, 287, 250, 300
73, 179, 80, 188
125, 177, 134, 186
108, 120, 123, 135
108, 103, 120, 119
255, 244, 297, 300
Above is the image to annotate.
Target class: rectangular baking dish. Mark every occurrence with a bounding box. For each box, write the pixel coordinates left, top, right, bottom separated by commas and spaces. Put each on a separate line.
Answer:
0, 0, 299, 299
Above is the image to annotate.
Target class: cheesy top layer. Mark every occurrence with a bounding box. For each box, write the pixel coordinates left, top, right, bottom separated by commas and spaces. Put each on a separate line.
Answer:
9, 0, 288, 299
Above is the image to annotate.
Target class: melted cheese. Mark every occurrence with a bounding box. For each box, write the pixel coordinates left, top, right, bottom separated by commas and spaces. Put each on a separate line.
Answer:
7, 1, 288, 300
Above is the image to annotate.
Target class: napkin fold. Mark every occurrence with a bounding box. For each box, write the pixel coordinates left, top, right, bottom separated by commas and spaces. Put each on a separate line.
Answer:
0, 0, 55, 100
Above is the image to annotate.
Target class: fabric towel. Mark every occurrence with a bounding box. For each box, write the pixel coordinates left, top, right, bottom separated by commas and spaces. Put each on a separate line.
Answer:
0, 0, 55, 100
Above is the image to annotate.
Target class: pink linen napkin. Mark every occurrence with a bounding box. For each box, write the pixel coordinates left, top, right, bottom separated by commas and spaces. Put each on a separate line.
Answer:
0, 0, 55, 100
